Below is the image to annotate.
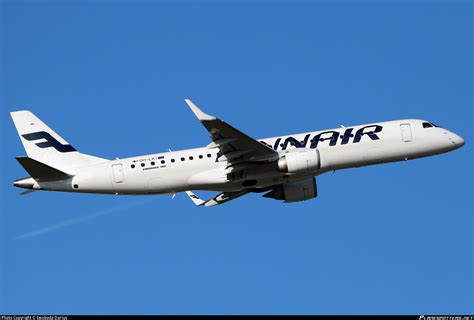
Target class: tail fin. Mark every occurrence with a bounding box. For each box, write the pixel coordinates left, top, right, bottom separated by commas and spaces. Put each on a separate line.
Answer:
11, 110, 107, 172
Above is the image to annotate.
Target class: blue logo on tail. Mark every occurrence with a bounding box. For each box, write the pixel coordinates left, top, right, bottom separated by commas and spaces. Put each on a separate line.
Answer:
21, 131, 76, 153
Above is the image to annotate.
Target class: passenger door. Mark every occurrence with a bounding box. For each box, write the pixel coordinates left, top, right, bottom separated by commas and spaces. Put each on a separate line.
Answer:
400, 123, 412, 142
112, 164, 124, 183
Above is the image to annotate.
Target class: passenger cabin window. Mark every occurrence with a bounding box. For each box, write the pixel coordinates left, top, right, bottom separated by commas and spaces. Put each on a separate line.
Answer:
161, 160, 165, 164
423, 122, 433, 128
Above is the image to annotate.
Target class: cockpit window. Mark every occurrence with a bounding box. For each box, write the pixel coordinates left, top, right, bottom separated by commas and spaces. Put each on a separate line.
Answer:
430, 122, 439, 127
422, 122, 433, 128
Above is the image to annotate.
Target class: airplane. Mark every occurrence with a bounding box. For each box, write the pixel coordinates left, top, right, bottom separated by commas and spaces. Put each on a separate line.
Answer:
11, 99, 465, 207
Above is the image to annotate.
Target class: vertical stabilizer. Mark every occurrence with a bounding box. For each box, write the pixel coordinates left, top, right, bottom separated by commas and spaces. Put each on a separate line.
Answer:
10, 110, 107, 172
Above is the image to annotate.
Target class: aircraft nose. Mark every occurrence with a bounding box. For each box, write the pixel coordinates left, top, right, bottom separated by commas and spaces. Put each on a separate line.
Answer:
450, 132, 465, 148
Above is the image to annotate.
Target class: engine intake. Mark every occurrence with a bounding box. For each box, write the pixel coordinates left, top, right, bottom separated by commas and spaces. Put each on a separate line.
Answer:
277, 149, 321, 174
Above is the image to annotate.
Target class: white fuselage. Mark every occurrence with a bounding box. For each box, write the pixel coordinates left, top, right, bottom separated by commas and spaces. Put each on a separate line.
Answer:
36, 119, 464, 195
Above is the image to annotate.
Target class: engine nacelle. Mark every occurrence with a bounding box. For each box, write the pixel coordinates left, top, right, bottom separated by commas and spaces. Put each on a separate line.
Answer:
263, 177, 317, 203
277, 149, 321, 174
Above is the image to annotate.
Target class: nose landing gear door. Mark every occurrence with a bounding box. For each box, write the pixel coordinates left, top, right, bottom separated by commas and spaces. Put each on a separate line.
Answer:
400, 123, 412, 142
112, 164, 124, 183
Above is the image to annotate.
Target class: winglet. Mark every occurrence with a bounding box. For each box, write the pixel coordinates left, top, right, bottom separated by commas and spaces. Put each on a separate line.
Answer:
185, 191, 205, 206
184, 99, 216, 121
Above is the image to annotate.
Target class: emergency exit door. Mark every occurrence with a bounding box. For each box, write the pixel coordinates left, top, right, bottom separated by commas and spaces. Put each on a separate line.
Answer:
400, 123, 412, 142
112, 164, 124, 183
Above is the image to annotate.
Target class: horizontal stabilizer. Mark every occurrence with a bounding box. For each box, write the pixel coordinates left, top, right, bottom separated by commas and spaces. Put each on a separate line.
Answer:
20, 189, 38, 195
16, 157, 73, 182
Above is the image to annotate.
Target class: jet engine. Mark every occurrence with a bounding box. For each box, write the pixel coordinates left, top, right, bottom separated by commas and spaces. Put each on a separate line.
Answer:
277, 149, 321, 174
263, 177, 317, 203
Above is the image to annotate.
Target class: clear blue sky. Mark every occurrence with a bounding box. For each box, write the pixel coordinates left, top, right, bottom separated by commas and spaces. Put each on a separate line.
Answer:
1, 0, 472, 315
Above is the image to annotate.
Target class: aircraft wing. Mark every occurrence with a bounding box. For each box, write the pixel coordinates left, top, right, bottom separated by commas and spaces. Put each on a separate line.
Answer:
184, 99, 278, 163
185, 190, 249, 207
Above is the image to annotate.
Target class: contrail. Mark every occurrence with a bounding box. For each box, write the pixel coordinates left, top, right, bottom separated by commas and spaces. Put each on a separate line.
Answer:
15, 199, 151, 240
